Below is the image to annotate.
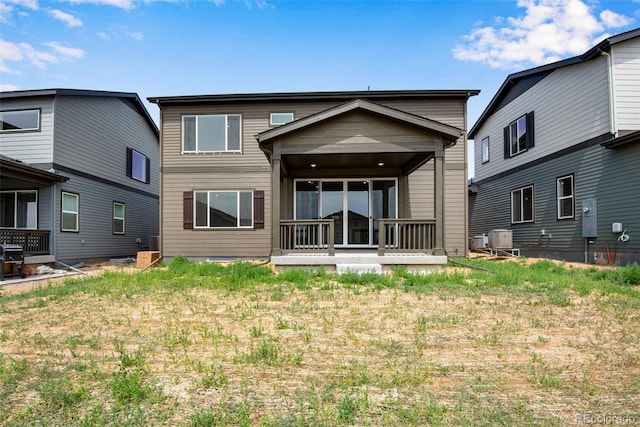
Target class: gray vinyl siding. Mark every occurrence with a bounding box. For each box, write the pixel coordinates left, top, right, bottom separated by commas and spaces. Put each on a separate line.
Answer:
474, 57, 611, 182
469, 142, 640, 264
53, 95, 159, 192
55, 172, 159, 261
0, 97, 54, 163
160, 97, 469, 257
612, 37, 640, 132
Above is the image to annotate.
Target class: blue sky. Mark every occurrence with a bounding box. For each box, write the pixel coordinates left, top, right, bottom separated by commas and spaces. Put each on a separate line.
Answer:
1, 0, 638, 175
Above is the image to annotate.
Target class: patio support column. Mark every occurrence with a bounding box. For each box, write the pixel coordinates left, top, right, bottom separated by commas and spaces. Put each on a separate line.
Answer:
271, 142, 282, 256
434, 146, 445, 256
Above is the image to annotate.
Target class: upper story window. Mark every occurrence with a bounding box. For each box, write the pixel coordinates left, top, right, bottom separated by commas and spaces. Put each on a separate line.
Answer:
557, 175, 574, 220
504, 112, 534, 158
0, 109, 40, 132
126, 148, 150, 183
511, 185, 534, 224
182, 114, 242, 153
270, 112, 294, 126
481, 136, 490, 164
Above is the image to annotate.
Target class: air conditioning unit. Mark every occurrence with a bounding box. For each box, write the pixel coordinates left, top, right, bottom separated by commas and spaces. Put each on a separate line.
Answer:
470, 235, 488, 250
488, 229, 512, 249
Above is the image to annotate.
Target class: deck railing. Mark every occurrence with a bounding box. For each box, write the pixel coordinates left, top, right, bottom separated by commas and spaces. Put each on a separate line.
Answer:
280, 220, 335, 255
378, 219, 436, 255
0, 229, 50, 255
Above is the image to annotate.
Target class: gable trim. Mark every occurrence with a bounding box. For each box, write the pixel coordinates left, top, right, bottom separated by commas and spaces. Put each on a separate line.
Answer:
256, 98, 462, 146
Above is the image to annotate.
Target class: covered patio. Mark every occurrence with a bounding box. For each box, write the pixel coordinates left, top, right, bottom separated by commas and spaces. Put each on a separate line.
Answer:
256, 99, 462, 272
0, 155, 67, 262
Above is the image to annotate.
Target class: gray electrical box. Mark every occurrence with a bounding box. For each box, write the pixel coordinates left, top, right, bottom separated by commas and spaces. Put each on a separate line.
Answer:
582, 198, 598, 238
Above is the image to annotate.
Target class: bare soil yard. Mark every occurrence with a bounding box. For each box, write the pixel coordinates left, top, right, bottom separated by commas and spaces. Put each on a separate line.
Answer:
0, 258, 638, 426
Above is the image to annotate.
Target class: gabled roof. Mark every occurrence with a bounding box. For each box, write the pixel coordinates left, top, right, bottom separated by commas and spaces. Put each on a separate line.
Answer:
0, 155, 68, 185
256, 98, 463, 146
0, 88, 159, 138
469, 27, 640, 139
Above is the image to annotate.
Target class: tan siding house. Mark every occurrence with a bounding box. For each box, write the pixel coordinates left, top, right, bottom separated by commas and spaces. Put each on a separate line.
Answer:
149, 90, 478, 272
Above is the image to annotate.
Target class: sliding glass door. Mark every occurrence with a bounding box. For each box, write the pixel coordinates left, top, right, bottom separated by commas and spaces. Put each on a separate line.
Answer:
294, 179, 396, 247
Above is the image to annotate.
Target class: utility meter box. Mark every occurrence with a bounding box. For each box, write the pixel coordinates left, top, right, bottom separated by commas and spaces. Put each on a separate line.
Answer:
582, 198, 598, 238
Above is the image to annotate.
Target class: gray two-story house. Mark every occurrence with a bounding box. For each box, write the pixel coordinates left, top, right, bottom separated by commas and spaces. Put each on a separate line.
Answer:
0, 89, 159, 263
149, 89, 479, 272
469, 28, 640, 265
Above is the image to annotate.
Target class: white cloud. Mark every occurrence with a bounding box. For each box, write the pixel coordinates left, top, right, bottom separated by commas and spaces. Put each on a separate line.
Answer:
0, 39, 84, 74
0, 0, 38, 23
0, 83, 20, 91
96, 25, 144, 41
64, 0, 135, 10
49, 8, 83, 27
453, 0, 635, 69
44, 41, 85, 58
600, 9, 633, 27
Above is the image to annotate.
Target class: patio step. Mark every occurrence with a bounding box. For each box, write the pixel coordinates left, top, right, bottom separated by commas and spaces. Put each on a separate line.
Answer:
336, 263, 382, 274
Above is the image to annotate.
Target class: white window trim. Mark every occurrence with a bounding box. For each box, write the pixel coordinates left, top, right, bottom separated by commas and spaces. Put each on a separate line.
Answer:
182, 114, 242, 154
61, 192, 79, 232
557, 175, 574, 220
0, 190, 38, 229
511, 185, 534, 224
193, 190, 254, 229
113, 202, 125, 235
0, 109, 40, 132
481, 136, 490, 164
270, 112, 294, 126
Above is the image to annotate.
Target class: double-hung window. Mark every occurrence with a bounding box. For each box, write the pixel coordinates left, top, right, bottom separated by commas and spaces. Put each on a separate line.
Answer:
61, 192, 79, 232
194, 190, 253, 228
504, 112, 534, 158
511, 185, 534, 224
113, 202, 125, 234
0, 109, 40, 132
557, 175, 574, 219
0, 190, 38, 229
182, 114, 242, 153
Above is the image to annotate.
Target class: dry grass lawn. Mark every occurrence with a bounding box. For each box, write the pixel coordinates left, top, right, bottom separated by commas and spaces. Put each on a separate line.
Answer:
0, 257, 638, 426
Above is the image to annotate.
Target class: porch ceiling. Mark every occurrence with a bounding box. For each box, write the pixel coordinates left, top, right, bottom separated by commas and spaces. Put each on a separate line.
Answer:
283, 152, 432, 177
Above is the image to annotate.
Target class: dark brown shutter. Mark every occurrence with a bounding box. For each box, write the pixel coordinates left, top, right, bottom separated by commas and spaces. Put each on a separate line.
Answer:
183, 191, 193, 230
126, 147, 133, 178
526, 111, 535, 149
503, 126, 510, 159
254, 190, 264, 229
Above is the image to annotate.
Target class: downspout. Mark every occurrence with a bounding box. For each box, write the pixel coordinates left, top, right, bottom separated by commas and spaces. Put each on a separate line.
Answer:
600, 50, 617, 137
51, 183, 58, 259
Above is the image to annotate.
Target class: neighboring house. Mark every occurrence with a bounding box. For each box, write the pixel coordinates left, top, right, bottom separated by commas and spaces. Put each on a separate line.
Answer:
468, 28, 640, 265
0, 89, 159, 263
148, 89, 479, 272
